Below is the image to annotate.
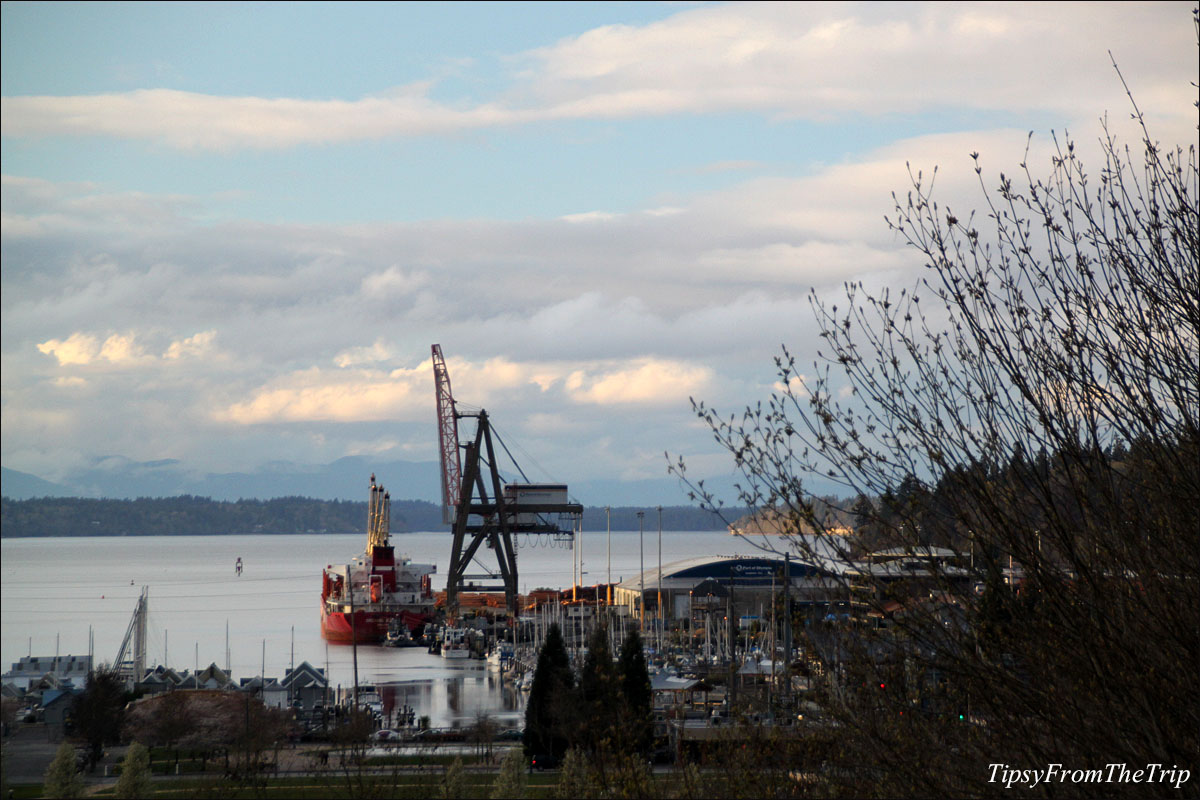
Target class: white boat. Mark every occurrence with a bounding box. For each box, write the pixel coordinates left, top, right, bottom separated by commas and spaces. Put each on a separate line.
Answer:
441, 628, 471, 659
486, 643, 514, 670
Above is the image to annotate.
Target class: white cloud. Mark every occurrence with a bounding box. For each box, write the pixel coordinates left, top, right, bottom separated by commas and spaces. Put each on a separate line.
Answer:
217, 367, 423, 425
360, 266, 429, 298
163, 330, 218, 361
1, 4, 1189, 150
98, 333, 147, 364
37, 332, 100, 365
564, 359, 713, 406
333, 339, 395, 368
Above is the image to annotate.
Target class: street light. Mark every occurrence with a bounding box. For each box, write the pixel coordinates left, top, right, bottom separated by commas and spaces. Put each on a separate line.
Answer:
637, 511, 645, 633
657, 506, 663, 653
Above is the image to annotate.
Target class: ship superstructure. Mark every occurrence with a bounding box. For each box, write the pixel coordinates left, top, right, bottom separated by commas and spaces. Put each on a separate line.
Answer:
320, 475, 436, 643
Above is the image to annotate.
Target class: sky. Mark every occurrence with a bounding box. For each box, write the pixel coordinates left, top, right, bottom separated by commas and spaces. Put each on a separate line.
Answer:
1, 1, 1195, 504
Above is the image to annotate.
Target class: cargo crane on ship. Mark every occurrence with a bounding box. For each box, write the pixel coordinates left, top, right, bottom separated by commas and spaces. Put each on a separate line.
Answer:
432, 344, 582, 620
320, 476, 437, 644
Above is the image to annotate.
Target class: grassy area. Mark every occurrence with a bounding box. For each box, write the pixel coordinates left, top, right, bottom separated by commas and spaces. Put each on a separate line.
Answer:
6, 785, 44, 800
82, 771, 566, 798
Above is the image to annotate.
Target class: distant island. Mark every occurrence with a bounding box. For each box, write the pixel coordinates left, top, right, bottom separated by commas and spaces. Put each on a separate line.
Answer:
0, 496, 741, 537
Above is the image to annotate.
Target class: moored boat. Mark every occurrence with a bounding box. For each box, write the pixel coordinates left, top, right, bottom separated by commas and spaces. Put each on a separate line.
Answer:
440, 628, 471, 659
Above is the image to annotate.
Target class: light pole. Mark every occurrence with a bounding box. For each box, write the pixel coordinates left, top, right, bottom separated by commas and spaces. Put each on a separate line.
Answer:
606, 506, 612, 605
657, 506, 663, 653
637, 511, 645, 633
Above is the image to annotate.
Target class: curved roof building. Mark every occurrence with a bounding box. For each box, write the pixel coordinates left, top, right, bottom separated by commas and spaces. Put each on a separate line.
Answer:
612, 553, 846, 621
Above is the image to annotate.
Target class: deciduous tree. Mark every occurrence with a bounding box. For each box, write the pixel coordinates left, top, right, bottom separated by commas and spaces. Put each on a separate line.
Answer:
43, 741, 84, 799
71, 668, 127, 770
676, 25, 1198, 797
114, 741, 152, 799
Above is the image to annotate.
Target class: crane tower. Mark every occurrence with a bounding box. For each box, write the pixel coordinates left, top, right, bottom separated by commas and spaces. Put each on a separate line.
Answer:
431, 344, 582, 619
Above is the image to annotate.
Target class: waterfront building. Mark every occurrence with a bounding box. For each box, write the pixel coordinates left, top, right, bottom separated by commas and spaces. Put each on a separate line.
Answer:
1, 654, 93, 691
612, 554, 845, 621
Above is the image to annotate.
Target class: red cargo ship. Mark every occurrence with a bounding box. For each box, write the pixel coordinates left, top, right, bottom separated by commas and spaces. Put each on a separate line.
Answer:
320, 475, 437, 644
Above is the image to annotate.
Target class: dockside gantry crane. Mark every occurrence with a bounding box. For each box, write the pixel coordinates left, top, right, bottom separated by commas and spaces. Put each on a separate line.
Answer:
432, 344, 581, 620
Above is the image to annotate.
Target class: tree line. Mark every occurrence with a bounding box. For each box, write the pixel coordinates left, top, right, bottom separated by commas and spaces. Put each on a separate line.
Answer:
0, 495, 443, 537
0, 496, 741, 537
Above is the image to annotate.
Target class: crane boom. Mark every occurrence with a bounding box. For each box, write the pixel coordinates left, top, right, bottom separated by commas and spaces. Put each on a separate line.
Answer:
432, 344, 462, 525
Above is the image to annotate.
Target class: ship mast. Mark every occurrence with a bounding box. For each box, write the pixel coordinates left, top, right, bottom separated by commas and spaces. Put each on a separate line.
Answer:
367, 474, 390, 551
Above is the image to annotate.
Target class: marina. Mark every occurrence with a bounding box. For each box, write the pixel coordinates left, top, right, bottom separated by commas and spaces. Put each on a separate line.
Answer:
0, 529, 779, 728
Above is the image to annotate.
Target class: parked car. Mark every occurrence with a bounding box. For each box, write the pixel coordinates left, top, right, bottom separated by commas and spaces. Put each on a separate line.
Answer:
530, 753, 558, 771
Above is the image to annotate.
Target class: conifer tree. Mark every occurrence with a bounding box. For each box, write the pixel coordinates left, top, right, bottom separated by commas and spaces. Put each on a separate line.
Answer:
522, 623, 574, 762
577, 623, 619, 750
617, 628, 653, 757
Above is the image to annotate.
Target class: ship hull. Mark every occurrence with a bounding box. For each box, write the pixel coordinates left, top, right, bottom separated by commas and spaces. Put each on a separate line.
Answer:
320, 605, 430, 645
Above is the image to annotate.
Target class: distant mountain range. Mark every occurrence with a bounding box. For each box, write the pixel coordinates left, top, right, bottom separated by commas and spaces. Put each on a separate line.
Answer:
1, 456, 742, 508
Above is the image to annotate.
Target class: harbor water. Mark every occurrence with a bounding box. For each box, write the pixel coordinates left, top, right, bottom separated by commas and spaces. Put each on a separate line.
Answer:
1, 530, 779, 727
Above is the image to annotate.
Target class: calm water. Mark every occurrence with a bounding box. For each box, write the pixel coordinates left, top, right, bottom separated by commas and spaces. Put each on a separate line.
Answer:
1, 530, 776, 726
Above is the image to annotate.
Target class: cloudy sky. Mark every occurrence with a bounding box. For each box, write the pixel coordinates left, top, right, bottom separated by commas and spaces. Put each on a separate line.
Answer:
1, 1, 1193, 503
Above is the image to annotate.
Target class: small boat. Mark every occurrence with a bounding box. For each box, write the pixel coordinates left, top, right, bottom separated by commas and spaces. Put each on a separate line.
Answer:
440, 628, 471, 659
486, 643, 514, 670
383, 619, 421, 648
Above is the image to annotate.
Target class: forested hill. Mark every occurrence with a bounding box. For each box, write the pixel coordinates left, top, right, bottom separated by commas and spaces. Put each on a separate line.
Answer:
0, 496, 739, 537
0, 496, 442, 537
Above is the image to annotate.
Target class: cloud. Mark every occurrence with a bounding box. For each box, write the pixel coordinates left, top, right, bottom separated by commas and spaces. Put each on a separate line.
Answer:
333, 339, 395, 368
98, 333, 147, 364
163, 330, 217, 360
564, 359, 713, 406
217, 367, 423, 425
360, 266, 430, 299
37, 332, 100, 365
2, 4, 1190, 150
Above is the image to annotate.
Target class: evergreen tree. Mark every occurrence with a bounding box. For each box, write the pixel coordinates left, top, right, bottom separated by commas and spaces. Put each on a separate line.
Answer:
616, 628, 653, 757
577, 623, 619, 750
491, 747, 528, 799
114, 741, 152, 799
43, 741, 84, 799
522, 623, 574, 762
